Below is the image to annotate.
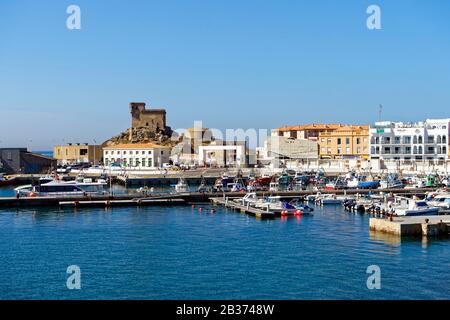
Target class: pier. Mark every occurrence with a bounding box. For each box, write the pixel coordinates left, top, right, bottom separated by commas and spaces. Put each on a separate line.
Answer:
370, 216, 450, 237
210, 197, 275, 219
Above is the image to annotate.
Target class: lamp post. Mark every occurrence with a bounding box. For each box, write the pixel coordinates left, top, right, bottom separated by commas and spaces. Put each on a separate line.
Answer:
93, 139, 97, 167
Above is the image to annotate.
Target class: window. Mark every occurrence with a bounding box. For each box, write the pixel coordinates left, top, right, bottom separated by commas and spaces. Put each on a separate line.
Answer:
80, 149, 88, 156
346, 147, 350, 154
105, 151, 109, 155
327, 139, 331, 144
403, 136, 411, 144
124, 151, 127, 155
337, 148, 342, 154
443, 136, 447, 144
142, 151, 145, 154
357, 147, 361, 154
418, 136, 423, 144
427, 136, 434, 144
321, 138, 325, 143
148, 159, 153, 167
394, 137, 401, 144
130, 151, 133, 155
337, 138, 342, 145
142, 159, 146, 167
356, 138, 361, 145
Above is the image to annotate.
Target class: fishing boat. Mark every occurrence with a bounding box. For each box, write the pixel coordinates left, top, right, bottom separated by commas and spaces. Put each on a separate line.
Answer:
325, 176, 348, 190
380, 174, 404, 189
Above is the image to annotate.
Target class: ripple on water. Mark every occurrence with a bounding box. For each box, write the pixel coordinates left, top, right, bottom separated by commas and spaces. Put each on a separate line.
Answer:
0, 204, 449, 299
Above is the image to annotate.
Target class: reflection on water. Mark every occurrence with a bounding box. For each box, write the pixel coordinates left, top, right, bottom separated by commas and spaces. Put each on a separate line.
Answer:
369, 230, 402, 246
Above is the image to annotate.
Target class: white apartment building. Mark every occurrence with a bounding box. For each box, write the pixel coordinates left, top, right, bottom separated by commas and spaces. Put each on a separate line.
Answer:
369, 119, 450, 161
103, 143, 171, 168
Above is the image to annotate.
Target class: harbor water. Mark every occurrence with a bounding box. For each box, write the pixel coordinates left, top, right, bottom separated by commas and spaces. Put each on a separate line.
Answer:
0, 187, 449, 299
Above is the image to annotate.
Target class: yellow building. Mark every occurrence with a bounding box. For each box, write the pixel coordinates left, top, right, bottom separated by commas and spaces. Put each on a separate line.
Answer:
318, 125, 369, 159
53, 143, 103, 165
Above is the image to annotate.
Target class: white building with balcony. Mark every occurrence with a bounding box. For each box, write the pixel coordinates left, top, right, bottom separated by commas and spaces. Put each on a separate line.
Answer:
369, 119, 450, 161
103, 143, 171, 169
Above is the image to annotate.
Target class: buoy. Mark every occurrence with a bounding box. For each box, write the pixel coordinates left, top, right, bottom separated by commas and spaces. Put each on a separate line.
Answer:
199, 207, 203, 212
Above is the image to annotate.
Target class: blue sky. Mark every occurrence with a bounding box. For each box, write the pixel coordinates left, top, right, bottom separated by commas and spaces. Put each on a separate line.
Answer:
1, 0, 450, 150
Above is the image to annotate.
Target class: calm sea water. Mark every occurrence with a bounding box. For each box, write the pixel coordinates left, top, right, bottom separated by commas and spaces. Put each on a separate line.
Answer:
0, 187, 449, 300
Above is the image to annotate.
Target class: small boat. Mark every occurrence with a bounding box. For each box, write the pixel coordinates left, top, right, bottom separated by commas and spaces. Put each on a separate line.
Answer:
316, 193, 350, 205
175, 178, 190, 193
0, 173, 16, 186
426, 194, 450, 211
288, 199, 314, 214
394, 199, 439, 216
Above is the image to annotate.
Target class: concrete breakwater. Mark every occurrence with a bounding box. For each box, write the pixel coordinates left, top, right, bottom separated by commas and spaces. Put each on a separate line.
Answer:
370, 216, 450, 237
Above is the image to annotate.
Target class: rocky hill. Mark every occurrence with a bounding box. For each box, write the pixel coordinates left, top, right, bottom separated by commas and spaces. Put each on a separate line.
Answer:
102, 126, 177, 148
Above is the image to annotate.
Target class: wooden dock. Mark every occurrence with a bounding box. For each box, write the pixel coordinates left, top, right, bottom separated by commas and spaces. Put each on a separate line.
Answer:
210, 197, 275, 219
370, 216, 450, 237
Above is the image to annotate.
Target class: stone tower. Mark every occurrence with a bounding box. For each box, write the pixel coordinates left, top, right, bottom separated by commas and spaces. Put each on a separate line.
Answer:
129, 102, 166, 132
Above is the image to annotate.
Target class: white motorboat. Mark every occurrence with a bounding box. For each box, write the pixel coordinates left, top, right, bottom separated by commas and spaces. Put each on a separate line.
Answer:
256, 196, 284, 210
391, 197, 439, 216
426, 194, 450, 211
15, 179, 108, 197
315, 194, 346, 205
175, 178, 190, 193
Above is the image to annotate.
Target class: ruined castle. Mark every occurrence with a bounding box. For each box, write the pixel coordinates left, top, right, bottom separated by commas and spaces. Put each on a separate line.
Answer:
130, 102, 166, 132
